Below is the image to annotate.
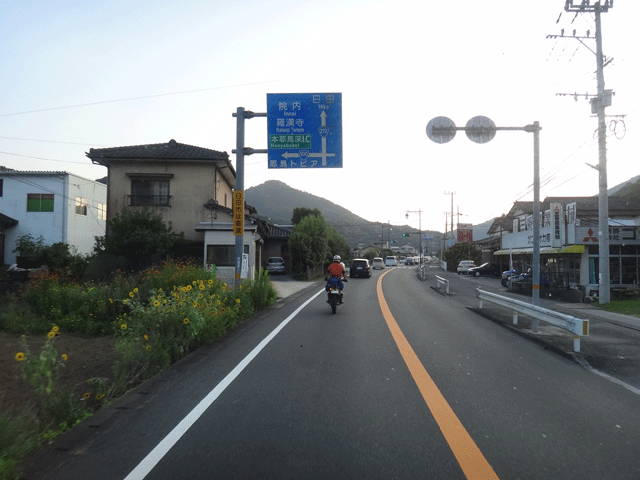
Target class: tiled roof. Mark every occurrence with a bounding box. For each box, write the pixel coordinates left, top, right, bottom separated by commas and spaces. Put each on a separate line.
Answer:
86, 139, 229, 162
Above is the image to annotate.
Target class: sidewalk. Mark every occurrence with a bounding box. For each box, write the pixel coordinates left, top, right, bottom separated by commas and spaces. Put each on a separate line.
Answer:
270, 276, 321, 299
472, 295, 640, 392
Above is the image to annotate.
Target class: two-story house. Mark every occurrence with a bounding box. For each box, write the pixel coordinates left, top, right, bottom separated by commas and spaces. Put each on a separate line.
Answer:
0, 171, 107, 265
86, 139, 266, 282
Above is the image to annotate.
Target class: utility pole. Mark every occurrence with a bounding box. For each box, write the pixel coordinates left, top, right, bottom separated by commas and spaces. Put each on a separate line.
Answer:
445, 191, 455, 244
560, 0, 613, 303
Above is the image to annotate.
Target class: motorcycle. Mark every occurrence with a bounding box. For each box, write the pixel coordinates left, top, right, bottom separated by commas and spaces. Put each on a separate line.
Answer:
325, 276, 346, 314
501, 269, 519, 288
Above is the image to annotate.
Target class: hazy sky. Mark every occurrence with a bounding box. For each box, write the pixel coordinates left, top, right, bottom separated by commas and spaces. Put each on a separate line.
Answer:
1, 0, 637, 233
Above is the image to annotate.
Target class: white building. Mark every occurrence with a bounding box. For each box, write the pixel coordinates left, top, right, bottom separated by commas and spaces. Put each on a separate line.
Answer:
0, 171, 107, 265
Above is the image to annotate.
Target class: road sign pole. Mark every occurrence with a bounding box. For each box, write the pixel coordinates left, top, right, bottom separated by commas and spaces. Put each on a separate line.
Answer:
234, 107, 245, 288
231, 108, 267, 288
428, 116, 542, 307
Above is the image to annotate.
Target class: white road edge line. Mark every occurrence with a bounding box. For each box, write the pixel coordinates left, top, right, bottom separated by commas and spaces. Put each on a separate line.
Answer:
124, 288, 325, 480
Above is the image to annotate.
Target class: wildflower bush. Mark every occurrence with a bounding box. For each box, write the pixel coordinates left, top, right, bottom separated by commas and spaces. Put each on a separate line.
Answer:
14, 328, 92, 427
0, 261, 278, 479
20, 275, 128, 335
111, 269, 276, 391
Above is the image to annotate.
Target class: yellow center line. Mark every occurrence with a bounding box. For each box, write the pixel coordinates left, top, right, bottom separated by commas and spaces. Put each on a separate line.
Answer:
376, 270, 499, 480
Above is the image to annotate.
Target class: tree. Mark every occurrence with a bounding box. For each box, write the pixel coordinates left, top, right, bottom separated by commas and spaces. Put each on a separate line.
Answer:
94, 209, 185, 267
289, 214, 329, 277
443, 242, 482, 272
326, 226, 351, 264
291, 207, 322, 225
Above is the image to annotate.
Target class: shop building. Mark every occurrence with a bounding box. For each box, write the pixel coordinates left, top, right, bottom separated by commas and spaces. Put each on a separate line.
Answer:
488, 196, 640, 295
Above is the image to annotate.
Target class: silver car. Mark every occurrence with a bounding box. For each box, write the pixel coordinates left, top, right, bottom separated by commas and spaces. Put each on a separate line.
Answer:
266, 257, 286, 275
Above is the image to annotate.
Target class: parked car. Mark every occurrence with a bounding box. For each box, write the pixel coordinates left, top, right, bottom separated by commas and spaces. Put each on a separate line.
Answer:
265, 257, 286, 275
467, 263, 501, 277
349, 258, 372, 278
372, 257, 385, 269
385, 256, 398, 267
457, 260, 476, 274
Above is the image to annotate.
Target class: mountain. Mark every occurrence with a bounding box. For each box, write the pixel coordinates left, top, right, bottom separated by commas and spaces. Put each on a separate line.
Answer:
245, 180, 439, 248
609, 175, 640, 201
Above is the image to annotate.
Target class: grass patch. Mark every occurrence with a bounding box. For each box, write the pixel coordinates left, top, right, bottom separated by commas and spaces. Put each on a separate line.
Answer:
595, 299, 640, 318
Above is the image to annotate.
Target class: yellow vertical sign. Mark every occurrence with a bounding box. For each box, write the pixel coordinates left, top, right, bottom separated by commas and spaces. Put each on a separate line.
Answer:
233, 190, 244, 236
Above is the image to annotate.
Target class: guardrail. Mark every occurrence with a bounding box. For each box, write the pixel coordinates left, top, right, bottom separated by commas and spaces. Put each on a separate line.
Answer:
435, 275, 449, 294
476, 288, 589, 352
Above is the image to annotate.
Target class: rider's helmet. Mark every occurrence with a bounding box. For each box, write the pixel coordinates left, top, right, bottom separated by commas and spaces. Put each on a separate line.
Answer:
333, 255, 341, 262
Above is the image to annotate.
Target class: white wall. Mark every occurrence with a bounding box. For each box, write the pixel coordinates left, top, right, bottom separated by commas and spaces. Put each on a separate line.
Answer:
0, 173, 106, 264
202, 224, 259, 284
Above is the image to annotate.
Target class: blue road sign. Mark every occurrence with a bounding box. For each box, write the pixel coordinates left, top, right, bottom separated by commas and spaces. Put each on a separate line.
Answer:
267, 93, 342, 169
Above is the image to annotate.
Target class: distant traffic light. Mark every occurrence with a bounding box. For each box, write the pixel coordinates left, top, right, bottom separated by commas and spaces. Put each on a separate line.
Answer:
402, 233, 411, 237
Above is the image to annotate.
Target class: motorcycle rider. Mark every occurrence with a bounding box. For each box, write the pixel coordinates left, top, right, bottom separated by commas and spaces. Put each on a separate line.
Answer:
326, 255, 348, 304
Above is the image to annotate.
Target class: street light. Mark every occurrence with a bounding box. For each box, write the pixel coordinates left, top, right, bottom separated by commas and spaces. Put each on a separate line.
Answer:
406, 209, 422, 265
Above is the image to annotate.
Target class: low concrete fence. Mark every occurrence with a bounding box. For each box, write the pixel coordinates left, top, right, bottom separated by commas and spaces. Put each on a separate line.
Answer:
476, 288, 589, 352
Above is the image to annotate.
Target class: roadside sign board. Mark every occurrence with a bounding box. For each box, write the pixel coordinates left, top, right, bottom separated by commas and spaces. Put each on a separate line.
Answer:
267, 93, 342, 169
233, 190, 243, 236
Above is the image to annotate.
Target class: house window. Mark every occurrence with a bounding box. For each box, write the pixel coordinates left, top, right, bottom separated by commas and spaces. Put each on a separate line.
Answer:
75, 197, 88, 216
98, 202, 107, 221
27, 193, 54, 212
130, 178, 170, 206
206, 244, 249, 267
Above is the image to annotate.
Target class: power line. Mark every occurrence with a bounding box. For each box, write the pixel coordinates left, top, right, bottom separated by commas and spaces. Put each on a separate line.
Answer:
0, 79, 288, 117
0, 136, 110, 147
0, 150, 99, 166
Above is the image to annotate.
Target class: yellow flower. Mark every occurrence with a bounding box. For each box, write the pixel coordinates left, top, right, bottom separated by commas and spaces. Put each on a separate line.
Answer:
186, 285, 192, 292
153, 300, 160, 307
47, 331, 55, 339
207, 279, 213, 285
83, 392, 91, 400
51, 326, 60, 333
216, 300, 221, 305
133, 287, 139, 294
109, 298, 113, 304
146, 345, 151, 351
129, 292, 134, 298
183, 318, 190, 324
143, 334, 149, 341
199, 284, 205, 291
14, 352, 25, 362
236, 298, 241, 304
121, 323, 127, 330
61, 354, 68, 361
96, 394, 105, 400
193, 301, 198, 308
123, 299, 128, 305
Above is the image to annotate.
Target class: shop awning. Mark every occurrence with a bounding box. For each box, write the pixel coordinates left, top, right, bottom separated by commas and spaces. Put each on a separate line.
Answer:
494, 245, 585, 255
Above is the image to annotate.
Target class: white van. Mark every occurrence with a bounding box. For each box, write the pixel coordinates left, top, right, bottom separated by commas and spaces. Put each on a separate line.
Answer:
372, 257, 385, 269
385, 256, 398, 267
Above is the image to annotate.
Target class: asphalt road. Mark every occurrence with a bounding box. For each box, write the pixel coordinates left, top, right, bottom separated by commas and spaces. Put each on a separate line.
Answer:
25, 266, 640, 479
